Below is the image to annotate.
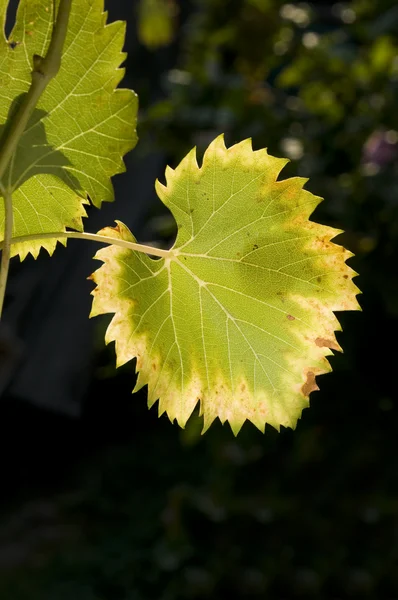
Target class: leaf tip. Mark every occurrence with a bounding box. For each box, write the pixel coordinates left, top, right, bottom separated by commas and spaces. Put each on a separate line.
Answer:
155, 177, 167, 198
229, 420, 245, 436
202, 134, 227, 164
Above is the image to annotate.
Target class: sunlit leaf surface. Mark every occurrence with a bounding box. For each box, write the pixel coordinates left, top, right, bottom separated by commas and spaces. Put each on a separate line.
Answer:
0, 0, 137, 258
91, 136, 360, 434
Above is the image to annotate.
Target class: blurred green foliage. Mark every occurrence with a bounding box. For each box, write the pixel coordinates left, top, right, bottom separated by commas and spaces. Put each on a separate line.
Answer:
137, 0, 177, 49
141, 0, 398, 316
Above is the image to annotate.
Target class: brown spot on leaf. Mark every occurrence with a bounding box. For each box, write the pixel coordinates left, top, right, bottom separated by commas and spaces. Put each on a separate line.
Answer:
259, 402, 267, 416
287, 314, 295, 321
152, 362, 157, 371
301, 371, 319, 396
240, 383, 246, 392
315, 337, 340, 351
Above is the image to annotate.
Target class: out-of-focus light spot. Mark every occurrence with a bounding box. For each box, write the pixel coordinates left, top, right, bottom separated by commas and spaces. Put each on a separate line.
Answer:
167, 69, 192, 85
361, 506, 380, 523
386, 129, 398, 144
348, 569, 373, 592
369, 94, 385, 109
280, 3, 310, 27
274, 40, 289, 55
338, 173, 351, 188
248, 86, 270, 105
332, 3, 356, 23
289, 121, 304, 135
341, 7, 356, 23
358, 236, 376, 252
302, 32, 319, 49
280, 26, 294, 42
295, 568, 320, 590
280, 137, 303, 160
274, 27, 294, 55
379, 397, 393, 411
332, 3, 343, 16
255, 507, 273, 523
362, 129, 397, 167
361, 163, 380, 176
280, 3, 296, 19
285, 96, 303, 111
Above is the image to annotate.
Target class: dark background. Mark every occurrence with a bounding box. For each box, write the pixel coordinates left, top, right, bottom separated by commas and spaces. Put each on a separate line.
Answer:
1, 0, 398, 598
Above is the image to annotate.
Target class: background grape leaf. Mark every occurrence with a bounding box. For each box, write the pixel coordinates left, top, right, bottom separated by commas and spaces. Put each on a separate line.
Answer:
0, 0, 138, 259
90, 136, 360, 435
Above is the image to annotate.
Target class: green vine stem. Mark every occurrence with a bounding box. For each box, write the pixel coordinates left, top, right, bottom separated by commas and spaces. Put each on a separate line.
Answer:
0, 0, 73, 318
0, 0, 72, 179
0, 231, 171, 260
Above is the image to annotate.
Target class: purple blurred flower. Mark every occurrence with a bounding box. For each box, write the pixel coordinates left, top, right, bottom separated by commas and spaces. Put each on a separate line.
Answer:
362, 129, 397, 168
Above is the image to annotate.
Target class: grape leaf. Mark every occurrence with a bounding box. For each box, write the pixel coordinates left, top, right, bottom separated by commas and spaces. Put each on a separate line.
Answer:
0, 0, 137, 259
90, 136, 360, 435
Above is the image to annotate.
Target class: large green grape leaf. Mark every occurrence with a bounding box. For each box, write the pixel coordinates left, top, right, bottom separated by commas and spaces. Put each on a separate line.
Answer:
90, 136, 360, 435
0, 0, 137, 259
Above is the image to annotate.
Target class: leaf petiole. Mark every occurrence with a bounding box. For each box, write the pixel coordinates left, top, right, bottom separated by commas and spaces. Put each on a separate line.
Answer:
1, 231, 171, 260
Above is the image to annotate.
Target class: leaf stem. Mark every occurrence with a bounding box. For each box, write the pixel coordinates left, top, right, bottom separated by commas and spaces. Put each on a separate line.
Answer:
0, 0, 73, 181
0, 0, 73, 318
0, 182, 13, 316
3, 231, 171, 259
